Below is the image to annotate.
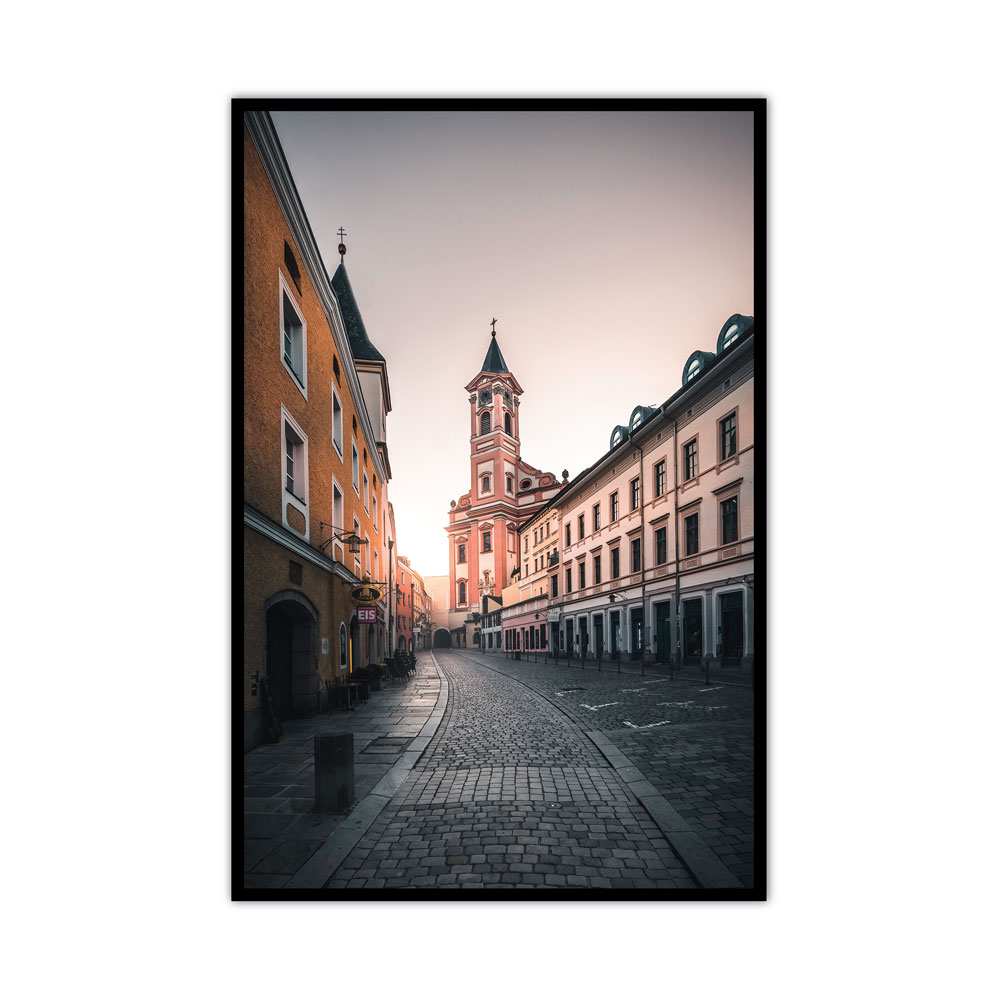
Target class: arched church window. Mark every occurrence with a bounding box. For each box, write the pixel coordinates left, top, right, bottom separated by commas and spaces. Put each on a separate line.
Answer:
482, 475, 491, 493
506, 474, 513, 493
458, 581, 466, 605
504, 412, 512, 435
480, 411, 491, 435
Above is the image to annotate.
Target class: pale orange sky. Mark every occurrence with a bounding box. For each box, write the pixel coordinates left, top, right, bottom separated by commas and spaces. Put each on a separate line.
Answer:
272, 109, 754, 578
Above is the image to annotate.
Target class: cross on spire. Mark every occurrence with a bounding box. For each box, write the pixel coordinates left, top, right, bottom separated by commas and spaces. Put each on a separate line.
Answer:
490, 317, 497, 337
337, 227, 347, 262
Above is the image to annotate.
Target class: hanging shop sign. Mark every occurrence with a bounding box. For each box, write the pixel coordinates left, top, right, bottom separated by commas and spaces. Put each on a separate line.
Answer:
357, 606, 377, 624
350, 584, 383, 604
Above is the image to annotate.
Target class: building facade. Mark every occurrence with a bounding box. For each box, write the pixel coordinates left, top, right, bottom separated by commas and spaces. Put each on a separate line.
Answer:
541, 314, 755, 679
442, 331, 564, 642
242, 111, 395, 750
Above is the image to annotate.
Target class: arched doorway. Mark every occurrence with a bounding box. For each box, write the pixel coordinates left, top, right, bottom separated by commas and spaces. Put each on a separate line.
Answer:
398, 635, 407, 650
433, 628, 451, 648
264, 590, 318, 720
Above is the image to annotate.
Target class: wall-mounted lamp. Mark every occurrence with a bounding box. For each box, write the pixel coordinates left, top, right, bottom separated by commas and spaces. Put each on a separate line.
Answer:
319, 522, 369, 555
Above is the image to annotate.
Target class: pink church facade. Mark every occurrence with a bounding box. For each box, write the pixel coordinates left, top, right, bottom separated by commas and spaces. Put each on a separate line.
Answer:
445, 331, 565, 620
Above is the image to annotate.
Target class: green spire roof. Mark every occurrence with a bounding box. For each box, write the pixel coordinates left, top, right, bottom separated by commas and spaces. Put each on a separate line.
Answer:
331, 262, 385, 364
481, 333, 509, 373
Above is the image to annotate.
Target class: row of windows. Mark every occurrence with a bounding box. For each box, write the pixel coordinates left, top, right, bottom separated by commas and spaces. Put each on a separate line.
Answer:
278, 266, 384, 564
479, 410, 514, 436
455, 529, 493, 567
480, 473, 516, 496
562, 411, 740, 549
555, 496, 740, 596
502, 625, 548, 650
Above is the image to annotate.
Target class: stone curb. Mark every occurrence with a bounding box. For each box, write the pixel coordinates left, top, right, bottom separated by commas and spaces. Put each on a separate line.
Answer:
284, 652, 450, 890
457, 649, 743, 890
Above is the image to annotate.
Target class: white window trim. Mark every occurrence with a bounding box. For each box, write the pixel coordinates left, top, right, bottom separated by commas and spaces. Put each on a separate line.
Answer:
281, 405, 309, 541
353, 515, 362, 578
372, 493, 379, 533
331, 473, 345, 562
363, 472, 370, 512
278, 270, 307, 401
352, 441, 360, 497
364, 532, 371, 576
331, 381, 344, 458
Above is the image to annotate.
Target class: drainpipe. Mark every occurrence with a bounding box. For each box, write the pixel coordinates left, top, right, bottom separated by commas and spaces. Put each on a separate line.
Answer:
672, 416, 682, 679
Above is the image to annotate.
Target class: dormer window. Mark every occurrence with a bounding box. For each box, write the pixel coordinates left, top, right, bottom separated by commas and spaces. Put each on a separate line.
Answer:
721, 323, 740, 350
686, 357, 703, 381
631, 411, 642, 430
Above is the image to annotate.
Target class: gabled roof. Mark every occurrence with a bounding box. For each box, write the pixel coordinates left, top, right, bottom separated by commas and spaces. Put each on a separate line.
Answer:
331, 262, 385, 364
480, 333, 509, 373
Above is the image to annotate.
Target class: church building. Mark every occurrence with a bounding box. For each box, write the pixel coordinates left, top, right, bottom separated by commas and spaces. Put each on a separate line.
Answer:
441, 326, 564, 645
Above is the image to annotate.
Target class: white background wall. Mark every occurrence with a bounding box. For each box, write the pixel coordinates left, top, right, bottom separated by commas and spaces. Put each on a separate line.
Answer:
3, 9, 994, 1000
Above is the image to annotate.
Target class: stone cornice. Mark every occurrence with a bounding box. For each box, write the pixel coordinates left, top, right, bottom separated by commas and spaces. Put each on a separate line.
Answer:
244, 503, 357, 582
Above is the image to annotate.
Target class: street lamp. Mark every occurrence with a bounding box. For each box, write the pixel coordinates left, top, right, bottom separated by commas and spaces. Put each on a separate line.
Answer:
319, 523, 369, 555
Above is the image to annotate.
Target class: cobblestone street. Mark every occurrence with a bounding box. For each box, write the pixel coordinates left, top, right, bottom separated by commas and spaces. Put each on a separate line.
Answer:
244, 649, 757, 892
321, 649, 755, 890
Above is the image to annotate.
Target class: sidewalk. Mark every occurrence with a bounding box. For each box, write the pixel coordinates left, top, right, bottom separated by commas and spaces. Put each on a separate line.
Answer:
243, 654, 441, 889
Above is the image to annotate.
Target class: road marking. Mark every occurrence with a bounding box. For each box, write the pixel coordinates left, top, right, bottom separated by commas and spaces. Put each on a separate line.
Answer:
581, 702, 620, 711
655, 701, 693, 707
699, 687, 723, 692
623, 720, 671, 729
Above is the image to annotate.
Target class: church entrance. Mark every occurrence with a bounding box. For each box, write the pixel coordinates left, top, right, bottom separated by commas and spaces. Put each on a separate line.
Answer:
433, 628, 451, 648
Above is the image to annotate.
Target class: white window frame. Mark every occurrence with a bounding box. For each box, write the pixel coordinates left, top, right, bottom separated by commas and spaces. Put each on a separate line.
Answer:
279, 271, 307, 400
364, 532, 371, 576
281, 406, 309, 540
363, 471, 370, 512
331, 381, 344, 458
372, 493, 378, 533
331, 474, 345, 562
352, 442, 360, 496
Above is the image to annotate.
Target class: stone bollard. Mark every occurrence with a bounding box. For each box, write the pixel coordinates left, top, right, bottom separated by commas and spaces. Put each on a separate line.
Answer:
314, 734, 355, 813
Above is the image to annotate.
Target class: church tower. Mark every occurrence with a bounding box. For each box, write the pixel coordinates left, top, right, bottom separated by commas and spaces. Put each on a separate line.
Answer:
445, 323, 563, 626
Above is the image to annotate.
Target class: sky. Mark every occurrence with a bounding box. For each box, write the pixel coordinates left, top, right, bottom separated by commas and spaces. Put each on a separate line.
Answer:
272, 109, 754, 578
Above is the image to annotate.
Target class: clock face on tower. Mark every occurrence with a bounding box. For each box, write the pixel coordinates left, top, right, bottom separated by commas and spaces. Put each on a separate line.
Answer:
478, 389, 491, 405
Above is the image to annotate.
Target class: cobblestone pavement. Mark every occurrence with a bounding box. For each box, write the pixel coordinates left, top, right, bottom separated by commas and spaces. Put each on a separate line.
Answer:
243, 668, 440, 889
457, 651, 756, 888
326, 649, 697, 889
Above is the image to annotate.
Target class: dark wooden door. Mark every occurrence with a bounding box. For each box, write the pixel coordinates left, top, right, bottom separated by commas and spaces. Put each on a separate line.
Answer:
683, 599, 703, 666
265, 606, 294, 720
720, 592, 744, 667
654, 601, 671, 664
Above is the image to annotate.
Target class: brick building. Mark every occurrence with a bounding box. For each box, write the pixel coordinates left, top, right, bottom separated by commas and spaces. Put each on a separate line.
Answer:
242, 111, 395, 750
